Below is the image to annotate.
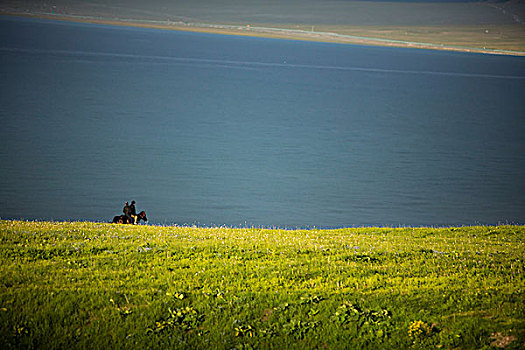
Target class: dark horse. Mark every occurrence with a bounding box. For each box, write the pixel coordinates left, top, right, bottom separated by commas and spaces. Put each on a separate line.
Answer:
112, 211, 147, 224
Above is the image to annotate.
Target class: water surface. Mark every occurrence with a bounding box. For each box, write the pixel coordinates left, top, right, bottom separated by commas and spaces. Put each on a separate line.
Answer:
1, 16, 524, 227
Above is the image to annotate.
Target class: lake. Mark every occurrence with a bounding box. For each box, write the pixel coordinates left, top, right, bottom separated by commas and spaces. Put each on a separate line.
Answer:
1, 16, 524, 227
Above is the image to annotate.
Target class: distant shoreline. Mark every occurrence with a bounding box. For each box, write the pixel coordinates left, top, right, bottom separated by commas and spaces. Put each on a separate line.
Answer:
3, 11, 525, 56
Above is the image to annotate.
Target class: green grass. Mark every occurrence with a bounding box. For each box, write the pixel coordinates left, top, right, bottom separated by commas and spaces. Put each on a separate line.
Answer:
1, 220, 523, 349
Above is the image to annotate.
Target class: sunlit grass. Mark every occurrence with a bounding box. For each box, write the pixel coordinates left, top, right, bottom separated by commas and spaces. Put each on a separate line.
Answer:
1, 220, 523, 349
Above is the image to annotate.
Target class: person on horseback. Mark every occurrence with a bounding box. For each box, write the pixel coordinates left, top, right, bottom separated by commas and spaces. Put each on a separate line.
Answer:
113, 209, 147, 224
123, 201, 132, 223
130, 200, 137, 223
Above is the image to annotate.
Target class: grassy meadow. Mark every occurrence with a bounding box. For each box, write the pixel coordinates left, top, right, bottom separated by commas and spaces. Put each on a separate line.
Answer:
0, 220, 523, 349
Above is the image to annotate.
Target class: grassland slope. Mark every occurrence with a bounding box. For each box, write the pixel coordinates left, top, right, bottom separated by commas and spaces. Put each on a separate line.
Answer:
0, 220, 523, 349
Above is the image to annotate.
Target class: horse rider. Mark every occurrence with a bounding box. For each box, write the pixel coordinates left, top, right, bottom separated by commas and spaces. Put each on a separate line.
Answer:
123, 201, 132, 223
129, 200, 137, 223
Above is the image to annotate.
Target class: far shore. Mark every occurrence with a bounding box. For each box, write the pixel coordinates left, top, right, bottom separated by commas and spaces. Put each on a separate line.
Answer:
2, 10, 525, 56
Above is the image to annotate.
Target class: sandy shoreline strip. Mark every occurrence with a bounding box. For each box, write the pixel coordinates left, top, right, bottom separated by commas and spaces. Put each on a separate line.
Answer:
2, 10, 525, 57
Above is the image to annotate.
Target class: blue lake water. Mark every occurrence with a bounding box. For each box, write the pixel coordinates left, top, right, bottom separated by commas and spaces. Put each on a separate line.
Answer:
1, 16, 524, 227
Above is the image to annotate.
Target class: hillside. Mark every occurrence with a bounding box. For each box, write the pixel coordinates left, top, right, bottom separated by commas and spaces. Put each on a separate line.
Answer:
1, 220, 523, 348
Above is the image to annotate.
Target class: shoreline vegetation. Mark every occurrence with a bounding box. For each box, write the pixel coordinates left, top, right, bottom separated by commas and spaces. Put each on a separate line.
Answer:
2, 10, 525, 56
1, 220, 523, 348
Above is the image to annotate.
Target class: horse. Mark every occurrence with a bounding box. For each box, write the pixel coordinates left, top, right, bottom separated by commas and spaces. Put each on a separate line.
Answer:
112, 211, 148, 224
